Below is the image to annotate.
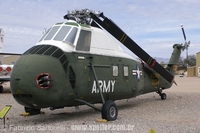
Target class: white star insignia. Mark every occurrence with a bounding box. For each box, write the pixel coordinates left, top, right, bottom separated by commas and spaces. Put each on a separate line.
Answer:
132, 65, 142, 81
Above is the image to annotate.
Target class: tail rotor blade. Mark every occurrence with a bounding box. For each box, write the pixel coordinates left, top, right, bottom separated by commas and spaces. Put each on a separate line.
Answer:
180, 24, 190, 52
181, 24, 186, 41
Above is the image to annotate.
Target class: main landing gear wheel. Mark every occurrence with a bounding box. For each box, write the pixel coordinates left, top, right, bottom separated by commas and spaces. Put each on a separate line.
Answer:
0, 86, 3, 93
101, 100, 118, 121
24, 107, 41, 115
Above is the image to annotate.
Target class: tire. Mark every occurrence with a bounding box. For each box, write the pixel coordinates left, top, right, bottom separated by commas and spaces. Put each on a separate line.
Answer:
24, 107, 41, 115
161, 93, 167, 100
0, 86, 3, 93
101, 100, 118, 121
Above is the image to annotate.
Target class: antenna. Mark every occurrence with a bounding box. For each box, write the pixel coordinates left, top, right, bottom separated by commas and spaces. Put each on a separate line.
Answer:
181, 24, 190, 61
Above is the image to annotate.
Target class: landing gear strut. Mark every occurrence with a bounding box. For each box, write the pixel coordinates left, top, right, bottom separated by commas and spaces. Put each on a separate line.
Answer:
156, 88, 167, 100
0, 86, 3, 93
24, 107, 41, 115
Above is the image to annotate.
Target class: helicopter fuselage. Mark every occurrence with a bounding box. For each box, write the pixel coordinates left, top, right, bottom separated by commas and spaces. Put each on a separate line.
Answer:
11, 48, 170, 109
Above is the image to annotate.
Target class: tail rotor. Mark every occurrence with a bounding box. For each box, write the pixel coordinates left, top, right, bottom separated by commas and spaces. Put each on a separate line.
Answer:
181, 24, 190, 59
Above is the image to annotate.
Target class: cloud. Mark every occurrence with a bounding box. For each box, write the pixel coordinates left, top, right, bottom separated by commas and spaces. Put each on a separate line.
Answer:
0, 0, 199, 58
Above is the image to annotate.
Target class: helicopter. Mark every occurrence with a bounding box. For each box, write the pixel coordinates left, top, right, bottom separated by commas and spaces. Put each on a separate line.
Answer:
10, 9, 189, 121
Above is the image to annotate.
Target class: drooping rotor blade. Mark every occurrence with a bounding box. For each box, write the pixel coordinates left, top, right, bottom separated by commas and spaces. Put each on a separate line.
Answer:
181, 24, 186, 41
90, 13, 174, 83
0, 53, 21, 55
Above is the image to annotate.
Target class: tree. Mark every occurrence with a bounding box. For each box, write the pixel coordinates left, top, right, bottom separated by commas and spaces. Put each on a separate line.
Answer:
176, 54, 196, 71
184, 54, 196, 66
178, 56, 187, 70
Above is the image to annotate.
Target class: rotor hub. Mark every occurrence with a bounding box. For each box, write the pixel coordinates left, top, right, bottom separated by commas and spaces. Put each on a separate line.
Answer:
63, 9, 102, 25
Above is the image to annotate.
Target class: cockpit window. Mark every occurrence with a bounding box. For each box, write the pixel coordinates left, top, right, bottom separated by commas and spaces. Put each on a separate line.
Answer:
65, 27, 78, 45
53, 26, 71, 41
44, 26, 60, 40
76, 30, 91, 51
39, 25, 78, 46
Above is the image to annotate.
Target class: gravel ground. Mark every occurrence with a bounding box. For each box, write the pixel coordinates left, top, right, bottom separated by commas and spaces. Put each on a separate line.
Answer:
0, 75, 200, 133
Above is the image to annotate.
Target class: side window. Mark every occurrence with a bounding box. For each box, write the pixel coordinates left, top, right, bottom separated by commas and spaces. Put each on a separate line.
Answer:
76, 30, 91, 51
124, 66, 129, 76
113, 66, 118, 76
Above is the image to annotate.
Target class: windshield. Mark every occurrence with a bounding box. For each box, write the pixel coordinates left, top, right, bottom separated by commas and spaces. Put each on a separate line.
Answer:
44, 26, 60, 40
39, 25, 78, 45
64, 27, 78, 45
53, 26, 71, 41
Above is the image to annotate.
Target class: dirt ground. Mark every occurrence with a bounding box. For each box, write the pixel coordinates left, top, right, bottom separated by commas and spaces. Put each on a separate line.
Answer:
166, 75, 200, 93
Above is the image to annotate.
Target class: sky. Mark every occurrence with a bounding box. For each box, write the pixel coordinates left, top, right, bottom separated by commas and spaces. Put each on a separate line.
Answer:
0, 0, 200, 59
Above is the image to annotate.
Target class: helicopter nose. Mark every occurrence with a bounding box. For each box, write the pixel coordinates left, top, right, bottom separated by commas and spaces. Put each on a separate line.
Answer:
10, 45, 68, 108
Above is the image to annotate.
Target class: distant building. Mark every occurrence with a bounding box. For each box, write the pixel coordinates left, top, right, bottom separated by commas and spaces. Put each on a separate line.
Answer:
2, 55, 20, 65
196, 52, 200, 77
187, 52, 200, 77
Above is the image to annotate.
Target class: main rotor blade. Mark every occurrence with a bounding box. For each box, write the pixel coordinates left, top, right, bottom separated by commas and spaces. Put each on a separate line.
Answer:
90, 13, 174, 83
0, 53, 21, 55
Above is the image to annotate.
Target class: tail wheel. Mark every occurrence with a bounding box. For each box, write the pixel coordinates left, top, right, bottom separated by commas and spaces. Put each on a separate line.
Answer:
156, 88, 167, 100
101, 100, 118, 121
24, 107, 41, 115
161, 93, 167, 100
